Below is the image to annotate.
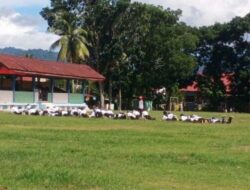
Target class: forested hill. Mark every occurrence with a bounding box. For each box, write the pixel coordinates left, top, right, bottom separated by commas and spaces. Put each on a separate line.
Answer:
0, 47, 57, 61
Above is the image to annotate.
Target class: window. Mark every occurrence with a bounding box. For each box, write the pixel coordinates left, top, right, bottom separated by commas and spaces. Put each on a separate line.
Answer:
54, 79, 67, 93
70, 80, 83, 94
0, 75, 12, 90
15, 77, 33, 91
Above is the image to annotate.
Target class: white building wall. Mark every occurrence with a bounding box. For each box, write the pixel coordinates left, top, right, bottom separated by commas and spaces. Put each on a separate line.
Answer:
53, 93, 68, 104
34, 91, 39, 103
0, 90, 13, 103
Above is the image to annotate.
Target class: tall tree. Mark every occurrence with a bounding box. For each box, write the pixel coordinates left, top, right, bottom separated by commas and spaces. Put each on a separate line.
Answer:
134, 5, 198, 105
195, 13, 250, 111
194, 23, 229, 110
42, 0, 199, 110
48, 10, 89, 63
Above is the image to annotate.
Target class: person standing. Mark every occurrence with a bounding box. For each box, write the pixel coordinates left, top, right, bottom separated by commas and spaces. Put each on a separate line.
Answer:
138, 96, 144, 117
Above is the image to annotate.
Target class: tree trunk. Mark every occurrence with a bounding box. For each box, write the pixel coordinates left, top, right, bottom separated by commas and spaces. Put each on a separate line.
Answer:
118, 86, 122, 111
99, 82, 105, 109
108, 78, 112, 104
71, 80, 75, 93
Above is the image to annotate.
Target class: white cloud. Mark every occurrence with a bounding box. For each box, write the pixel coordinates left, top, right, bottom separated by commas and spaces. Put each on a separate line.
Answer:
133, 0, 250, 26
0, 7, 59, 50
0, 32, 59, 50
0, 0, 50, 7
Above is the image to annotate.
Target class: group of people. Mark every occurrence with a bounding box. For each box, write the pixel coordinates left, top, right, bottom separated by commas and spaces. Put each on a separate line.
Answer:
11, 104, 232, 124
162, 111, 233, 124
11, 104, 112, 118
10, 104, 156, 120
10, 95, 233, 124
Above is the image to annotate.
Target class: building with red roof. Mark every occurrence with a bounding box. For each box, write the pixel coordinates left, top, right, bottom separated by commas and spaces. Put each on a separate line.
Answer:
0, 54, 105, 108
180, 74, 233, 111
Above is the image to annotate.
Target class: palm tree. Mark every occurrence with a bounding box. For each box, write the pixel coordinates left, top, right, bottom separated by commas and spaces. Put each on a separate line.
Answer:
50, 11, 90, 63
49, 11, 90, 94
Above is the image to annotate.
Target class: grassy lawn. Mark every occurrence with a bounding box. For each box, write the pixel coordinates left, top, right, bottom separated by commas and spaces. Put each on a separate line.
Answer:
0, 111, 249, 190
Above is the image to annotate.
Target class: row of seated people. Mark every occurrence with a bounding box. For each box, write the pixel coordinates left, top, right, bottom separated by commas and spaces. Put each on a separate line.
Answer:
82, 108, 155, 120
11, 105, 114, 118
11, 106, 232, 123
117, 110, 155, 120
11, 105, 155, 120
162, 111, 233, 124
84, 109, 156, 120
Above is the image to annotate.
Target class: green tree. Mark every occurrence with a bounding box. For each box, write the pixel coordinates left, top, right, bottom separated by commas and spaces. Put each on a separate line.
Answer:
136, 6, 198, 105
42, 0, 199, 110
48, 10, 89, 63
195, 13, 250, 111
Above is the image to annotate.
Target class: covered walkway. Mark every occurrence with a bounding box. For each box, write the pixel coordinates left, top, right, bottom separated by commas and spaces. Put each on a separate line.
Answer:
0, 54, 104, 108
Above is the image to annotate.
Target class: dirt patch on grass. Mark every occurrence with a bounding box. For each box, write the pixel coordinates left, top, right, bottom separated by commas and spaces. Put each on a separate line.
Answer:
232, 145, 250, 153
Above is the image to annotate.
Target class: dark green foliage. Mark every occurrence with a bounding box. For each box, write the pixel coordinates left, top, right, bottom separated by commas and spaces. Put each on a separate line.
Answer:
40, 0, 249, 111
41, 0, 197, 109
195, 13, 250, 111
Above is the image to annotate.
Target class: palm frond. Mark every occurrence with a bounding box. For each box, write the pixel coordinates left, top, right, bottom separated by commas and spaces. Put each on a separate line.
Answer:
58, 48, 67, 62
49, 11, 90, 63
75, 38, 90, 59
73, 28, 88, 36
50, 39, 60, 51
50, 29, 65, 36
78, 36, 90, 46
54, 19, 71, 34
57, 37, 69, 62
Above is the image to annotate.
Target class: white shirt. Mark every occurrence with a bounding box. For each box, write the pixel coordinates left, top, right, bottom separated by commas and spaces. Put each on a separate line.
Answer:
133, 110, 140, 116
162, 115, 168, 120
142, 111, 149, 117
127, 112, 136, 119
180, 115, 189, 121
210, 118, 220, 123
190, 115, 201, 122
139, 100, 144, 109
167, 113, 175, 119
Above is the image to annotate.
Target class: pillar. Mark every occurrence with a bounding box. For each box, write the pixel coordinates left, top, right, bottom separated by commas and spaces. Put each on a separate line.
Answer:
32, 76, 36, 103
50, 78, 54, 103
12, 75, 16, 103
82, 80, 86, 103
66, 79, 70, 103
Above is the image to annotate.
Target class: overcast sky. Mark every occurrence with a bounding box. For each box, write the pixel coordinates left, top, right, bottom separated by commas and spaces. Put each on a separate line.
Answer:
0, 0, 249, 50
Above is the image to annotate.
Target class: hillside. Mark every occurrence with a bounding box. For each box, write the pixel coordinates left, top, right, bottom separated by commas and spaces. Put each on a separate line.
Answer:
0, 47, 57, 61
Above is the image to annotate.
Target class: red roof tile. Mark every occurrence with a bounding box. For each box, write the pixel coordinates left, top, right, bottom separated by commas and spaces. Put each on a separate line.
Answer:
221, 73, 233, 93
0, 54, 105, 81
180, 81, 199, 92
181, 74, 233, 93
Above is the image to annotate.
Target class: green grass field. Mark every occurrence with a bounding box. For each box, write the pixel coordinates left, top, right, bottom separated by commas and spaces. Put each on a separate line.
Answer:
0, 111, 249, 190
